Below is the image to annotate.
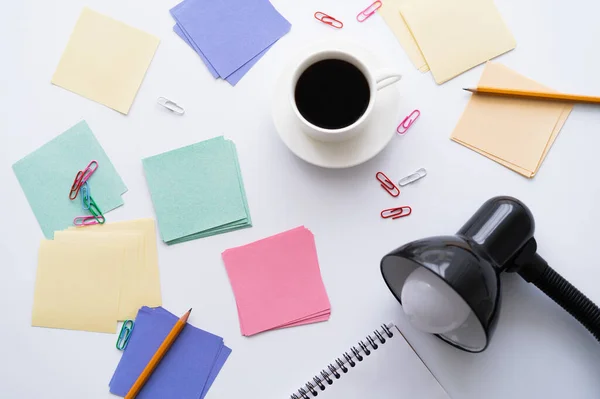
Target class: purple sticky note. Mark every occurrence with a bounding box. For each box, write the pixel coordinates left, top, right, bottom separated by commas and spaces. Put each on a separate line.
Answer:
173, 23, 273, 86
109, 307, 230, 399
170, 0, 291, 78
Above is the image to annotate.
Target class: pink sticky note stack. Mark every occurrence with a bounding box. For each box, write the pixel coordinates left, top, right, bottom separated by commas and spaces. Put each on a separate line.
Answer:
222, 226, 331, 336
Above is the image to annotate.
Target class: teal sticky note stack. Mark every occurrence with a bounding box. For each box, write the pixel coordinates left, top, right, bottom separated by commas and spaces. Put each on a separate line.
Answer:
13, 121, 127, 238
142, 136, 251, 245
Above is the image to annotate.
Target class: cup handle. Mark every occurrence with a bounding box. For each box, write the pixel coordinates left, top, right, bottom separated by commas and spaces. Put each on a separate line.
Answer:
375, 70, 402, 90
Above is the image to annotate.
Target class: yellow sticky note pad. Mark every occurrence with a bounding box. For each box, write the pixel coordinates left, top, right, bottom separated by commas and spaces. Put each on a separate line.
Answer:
32, 240, 121, 333
52, 7, 159, 114
68, 219, 162, 313
54, 231, 145, 320
378, 0, 429, 72
451, 63, 573, 177
399, 0, 515, 84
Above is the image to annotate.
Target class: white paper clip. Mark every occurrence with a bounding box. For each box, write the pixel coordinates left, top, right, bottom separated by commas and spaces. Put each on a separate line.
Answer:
398, 168, 427, 186
157, 97, 185, 115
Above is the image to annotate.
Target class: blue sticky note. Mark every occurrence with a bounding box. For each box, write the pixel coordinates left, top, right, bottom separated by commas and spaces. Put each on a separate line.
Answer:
173, 23, 274, 86
170, 0, 291, 78
110, 307, 230, 398
12, 121, 127, 238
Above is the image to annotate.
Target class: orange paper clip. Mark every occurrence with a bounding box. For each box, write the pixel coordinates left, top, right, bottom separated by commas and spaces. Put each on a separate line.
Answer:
376, 172, 400, 197
357, 1, 382, 22
314, 12, 344, 29
397, 109, 420, 135
381, 206, 412, 219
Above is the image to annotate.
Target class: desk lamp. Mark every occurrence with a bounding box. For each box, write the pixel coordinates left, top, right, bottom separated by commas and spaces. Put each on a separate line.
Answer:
381, 196, 600, 352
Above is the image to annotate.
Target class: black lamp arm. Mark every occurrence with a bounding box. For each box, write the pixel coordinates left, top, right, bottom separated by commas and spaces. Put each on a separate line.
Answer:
516, 252, 600, 342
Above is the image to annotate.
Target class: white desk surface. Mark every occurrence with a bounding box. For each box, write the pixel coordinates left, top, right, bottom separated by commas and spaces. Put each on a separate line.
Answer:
2, 0, 600, 398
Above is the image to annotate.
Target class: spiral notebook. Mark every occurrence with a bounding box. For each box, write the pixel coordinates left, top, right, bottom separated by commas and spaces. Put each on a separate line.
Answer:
290, 324, 450, 399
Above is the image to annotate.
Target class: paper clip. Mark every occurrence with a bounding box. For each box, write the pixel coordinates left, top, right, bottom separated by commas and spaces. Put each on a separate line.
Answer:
68, 160, 98, 200
157, 97, 185, 115
398, 168, 427, 186
88, 198, 106, 224
376, 172, 400, 197
73, 215, 102, 226
357, 1, 382, 22
116, 320, 135, 351
397, 109, 420, 135
381, 206, 412, 220
81, 182, 91, 210
314, 12, 344, 29
69, 170, 84, 200
81, 160, 99, 184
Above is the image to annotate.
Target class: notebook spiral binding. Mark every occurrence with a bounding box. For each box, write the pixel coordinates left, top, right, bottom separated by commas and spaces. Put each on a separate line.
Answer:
290, 324, 394, 399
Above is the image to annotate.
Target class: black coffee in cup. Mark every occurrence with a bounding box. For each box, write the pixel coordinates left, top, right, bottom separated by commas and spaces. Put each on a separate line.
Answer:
294, 59, 370, 130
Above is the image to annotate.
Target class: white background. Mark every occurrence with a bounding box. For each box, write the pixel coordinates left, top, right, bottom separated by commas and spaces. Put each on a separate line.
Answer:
2, 0, 600, 398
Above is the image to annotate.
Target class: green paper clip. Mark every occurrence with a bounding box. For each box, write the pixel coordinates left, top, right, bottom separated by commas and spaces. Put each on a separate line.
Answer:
116, 320, 134, 350
88, 197, 105, 224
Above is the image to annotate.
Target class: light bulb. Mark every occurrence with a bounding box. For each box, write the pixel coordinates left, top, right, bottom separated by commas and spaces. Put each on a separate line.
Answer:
400, 267, 471, 334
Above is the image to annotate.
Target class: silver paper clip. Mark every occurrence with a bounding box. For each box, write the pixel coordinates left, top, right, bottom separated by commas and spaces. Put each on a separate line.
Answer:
398, 168, 427, 186
157, 97, 185, 115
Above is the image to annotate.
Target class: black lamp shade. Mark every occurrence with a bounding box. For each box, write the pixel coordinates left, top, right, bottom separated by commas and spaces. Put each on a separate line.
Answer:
381, 197, 538, 352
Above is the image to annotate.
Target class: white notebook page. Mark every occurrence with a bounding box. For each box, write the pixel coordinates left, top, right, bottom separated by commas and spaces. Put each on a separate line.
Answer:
291, 324, 450, 399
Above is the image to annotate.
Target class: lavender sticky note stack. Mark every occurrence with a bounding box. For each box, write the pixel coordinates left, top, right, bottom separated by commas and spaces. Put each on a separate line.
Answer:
170, 0, 291, 85
109, 307, 231, 399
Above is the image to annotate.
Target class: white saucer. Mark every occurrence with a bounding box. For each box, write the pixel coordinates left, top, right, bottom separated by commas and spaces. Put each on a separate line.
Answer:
272, 41, 401, 169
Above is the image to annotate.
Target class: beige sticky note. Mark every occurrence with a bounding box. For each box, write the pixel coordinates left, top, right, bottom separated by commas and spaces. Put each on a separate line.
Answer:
67, 219, 162, 312
399, 0, 515, 84
379, 0, 429, 72
52, 7, 159, 114
451, 63, 573, 177
32, 240, 121, 333
54, 231, 145, 320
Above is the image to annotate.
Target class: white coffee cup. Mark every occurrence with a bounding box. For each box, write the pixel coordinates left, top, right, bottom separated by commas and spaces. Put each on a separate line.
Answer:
290, 49, 401, 143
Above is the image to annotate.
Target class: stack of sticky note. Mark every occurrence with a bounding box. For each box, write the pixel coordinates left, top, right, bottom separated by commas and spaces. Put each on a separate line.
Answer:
170, 0, 291, 85
13, 121, 127, 239
142, 136, 251, 245
380, 0, 515, 83
52, 7, 159, 114
31, 219, 162, 333
222, 226, 331, 336
109, 306, 231, 399
451, 63, 573, 178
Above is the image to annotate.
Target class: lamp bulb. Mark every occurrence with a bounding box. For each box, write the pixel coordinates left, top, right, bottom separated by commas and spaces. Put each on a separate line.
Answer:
400, 267, 471, 334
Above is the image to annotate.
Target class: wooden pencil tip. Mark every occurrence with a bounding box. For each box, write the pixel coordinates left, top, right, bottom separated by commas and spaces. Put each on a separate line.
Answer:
188, 308, 193, 313
463, 88, 475, 93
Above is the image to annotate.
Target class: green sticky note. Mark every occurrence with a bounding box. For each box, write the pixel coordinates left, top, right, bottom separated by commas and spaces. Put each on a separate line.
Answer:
142, 136, 251, 244
13, 121, 127, 238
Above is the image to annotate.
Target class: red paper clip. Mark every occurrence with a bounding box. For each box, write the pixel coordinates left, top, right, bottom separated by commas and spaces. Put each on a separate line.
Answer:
381, 206, 412, 219
397, 109, 420, 135
69, 170, 85, 200
357, 1, 382, 22
376, 172, 400, 197
68, 160, 99, 200
314, 12, 344, 29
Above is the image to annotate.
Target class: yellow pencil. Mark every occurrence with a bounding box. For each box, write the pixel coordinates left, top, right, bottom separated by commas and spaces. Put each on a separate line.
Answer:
463, 86, 600, 104
125, 308, 192, 399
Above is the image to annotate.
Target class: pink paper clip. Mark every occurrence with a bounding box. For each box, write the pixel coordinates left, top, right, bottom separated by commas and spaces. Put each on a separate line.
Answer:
381, 206, 412, 220
376, 172, 400, 197
314, 12, 344, 29
73, 215, 104, 226
397, 109, 420, 135
357, 1, 382, 22
80, 160, 99, 184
